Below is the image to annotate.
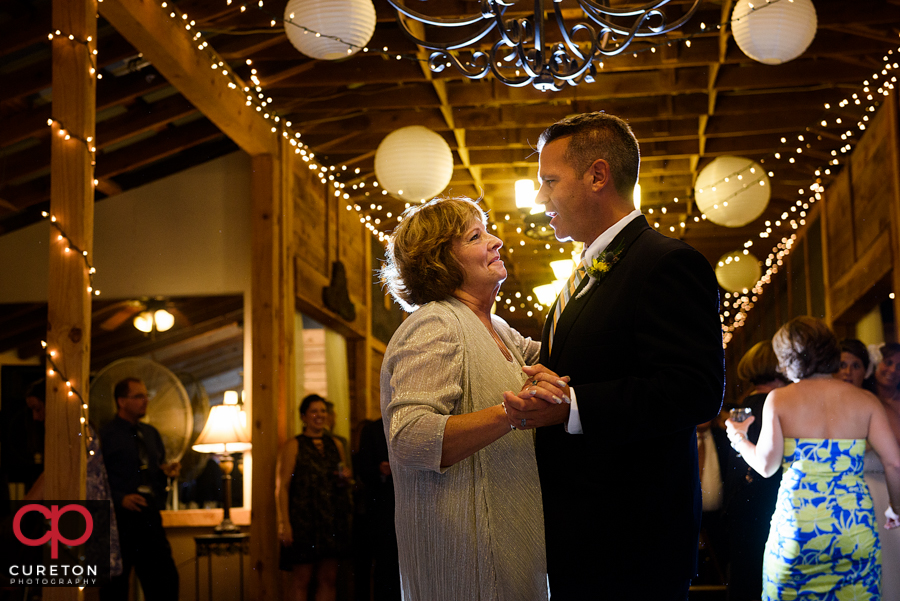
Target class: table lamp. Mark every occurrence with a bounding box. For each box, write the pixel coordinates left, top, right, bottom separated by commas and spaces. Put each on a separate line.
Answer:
191, 392, 251, 533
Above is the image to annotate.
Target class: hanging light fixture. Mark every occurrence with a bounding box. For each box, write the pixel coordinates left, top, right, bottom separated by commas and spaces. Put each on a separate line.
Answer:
283, 0, 377, 60
715, 251, 761, 293
731, 0, 817, 65
694, 156, 770, 228
386, 0, 701, 91
374, 126, 454, 202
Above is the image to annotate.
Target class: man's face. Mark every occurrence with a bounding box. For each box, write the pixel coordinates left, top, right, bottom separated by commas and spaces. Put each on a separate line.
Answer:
537, 137, 596, 244
26, 396, 45, 422
118, 381, 149, 422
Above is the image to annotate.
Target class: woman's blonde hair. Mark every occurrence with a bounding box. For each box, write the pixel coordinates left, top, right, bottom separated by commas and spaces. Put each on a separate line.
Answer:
737, 340, 783, 386
379, 197, 487, 312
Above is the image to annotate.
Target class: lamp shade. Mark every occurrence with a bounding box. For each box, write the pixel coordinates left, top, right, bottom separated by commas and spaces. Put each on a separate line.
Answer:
731, 0, 817, 65
375, 126, 454, 202
283, 0, 376, 60
192, 404, 252, 453
694, 156, 770, 228
716, 251, 761, 293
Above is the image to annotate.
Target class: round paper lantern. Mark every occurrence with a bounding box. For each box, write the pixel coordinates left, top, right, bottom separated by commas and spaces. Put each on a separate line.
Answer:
716, 251, 761, 293
284, 0, 376, 60
694, 156, 770, 228
731, 0, 817, 65
375, 126, 454, 202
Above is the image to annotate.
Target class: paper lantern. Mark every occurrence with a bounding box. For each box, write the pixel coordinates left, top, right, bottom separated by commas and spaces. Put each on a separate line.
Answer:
716, 251, 761, 293
375, 126, 454, 202
731, 0, 817, 65
694, 156, 770, 228
284, 0, 376, 60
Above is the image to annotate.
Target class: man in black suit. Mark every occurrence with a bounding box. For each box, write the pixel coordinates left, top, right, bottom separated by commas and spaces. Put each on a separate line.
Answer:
503, 113, 724, 600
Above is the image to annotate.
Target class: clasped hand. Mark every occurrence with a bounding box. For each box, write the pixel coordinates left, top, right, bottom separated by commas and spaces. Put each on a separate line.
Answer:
502, 364, 571, 430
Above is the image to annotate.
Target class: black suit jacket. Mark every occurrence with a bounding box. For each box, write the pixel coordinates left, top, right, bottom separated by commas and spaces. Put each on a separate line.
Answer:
536, 216, 724, 598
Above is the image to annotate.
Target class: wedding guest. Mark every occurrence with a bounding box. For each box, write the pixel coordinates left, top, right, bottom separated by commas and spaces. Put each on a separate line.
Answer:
723, 341, 785, 601
862, 341, 900, 601
380, 196, 560, 600
726, 317, 900, 600
276, 394, 353, 601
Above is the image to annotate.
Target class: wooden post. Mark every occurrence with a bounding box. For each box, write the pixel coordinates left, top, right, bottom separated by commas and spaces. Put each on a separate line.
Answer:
45, 0, 95, 599
249, 137, 294, 600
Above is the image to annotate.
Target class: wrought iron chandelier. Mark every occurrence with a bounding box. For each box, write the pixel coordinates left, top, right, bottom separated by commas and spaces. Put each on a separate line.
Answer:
387, 0, 702, 92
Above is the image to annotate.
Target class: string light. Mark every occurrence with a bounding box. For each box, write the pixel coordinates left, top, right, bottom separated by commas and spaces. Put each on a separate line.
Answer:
41, 341, 94, 455
41, 211, 99, 296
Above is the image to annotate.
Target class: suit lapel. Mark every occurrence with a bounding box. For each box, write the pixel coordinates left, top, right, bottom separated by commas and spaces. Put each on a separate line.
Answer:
547, 216, 651, 360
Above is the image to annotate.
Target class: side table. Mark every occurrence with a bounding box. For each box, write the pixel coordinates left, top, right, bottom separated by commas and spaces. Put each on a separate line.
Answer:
194, 533, 250, 601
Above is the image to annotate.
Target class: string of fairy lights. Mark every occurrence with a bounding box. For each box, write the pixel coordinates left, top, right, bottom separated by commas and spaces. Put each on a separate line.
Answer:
42, 23, 101, 455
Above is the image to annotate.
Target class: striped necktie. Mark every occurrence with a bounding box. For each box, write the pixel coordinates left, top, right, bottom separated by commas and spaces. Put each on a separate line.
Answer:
549, 262, 585, 355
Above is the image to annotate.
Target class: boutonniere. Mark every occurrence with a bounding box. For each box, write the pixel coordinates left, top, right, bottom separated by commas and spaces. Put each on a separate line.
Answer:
576, 240, 625, 299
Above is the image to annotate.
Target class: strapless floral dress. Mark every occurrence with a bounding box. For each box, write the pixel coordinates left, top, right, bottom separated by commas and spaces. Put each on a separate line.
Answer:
763, 438, 881, 601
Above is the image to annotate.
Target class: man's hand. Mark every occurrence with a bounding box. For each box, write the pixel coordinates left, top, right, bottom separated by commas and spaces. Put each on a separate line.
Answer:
379, 461, 392, 477
161, 461, 181, 478
122, 493, 148, 512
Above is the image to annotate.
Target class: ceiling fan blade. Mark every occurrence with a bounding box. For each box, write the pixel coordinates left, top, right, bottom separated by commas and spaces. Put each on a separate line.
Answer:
97, 300, 145, 331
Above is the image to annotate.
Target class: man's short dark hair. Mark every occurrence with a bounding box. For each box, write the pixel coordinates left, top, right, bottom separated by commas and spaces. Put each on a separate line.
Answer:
537, 112, 640, 199
25, 378, 45, 403
113, 377, 143, 410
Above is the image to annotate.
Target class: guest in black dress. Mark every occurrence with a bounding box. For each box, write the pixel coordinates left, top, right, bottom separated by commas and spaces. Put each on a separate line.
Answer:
276, 394, 352, 601
723, 340, 786, 601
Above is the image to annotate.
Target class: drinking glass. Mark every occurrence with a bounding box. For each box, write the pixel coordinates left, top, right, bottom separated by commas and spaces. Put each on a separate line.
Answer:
730, 407, 752, 423
729, 407, 752, 457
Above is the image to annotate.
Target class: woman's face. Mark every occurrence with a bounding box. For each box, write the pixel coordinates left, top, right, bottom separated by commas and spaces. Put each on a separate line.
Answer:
876, 352, 900, 390
452, 219, 506, 296
834, 351, 866, 388
301, 400, 328, 433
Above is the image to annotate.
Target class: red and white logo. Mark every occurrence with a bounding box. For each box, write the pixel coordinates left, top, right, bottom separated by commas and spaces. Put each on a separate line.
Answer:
13, 504, 93, 559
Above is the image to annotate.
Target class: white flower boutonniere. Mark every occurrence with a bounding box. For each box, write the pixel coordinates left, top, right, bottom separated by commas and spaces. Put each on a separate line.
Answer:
576, 240, 625, 299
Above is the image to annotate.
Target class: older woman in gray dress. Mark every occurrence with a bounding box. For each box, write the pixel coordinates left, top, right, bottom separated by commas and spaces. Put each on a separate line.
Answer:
380, 197, 562, 600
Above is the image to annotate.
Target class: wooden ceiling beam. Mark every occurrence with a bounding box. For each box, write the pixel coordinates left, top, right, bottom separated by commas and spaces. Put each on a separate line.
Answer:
99, 0, 276, 155
0, 32, 140, 106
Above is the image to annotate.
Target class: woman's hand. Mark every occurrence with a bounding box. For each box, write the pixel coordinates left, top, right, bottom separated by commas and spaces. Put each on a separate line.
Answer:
520, 364, 571, 405
279, 522, 293, 546
725, 416, 755, 447
886, 506, 900, 530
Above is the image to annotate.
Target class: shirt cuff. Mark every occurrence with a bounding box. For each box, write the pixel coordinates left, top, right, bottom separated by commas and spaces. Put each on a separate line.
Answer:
565, 387, 583, 434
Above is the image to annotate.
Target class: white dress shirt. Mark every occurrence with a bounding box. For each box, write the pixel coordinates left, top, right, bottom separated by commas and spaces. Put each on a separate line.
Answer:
565, 209, 643, 434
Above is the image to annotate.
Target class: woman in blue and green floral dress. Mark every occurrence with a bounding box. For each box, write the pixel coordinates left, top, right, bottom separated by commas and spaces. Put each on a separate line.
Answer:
726, 317, 900, 601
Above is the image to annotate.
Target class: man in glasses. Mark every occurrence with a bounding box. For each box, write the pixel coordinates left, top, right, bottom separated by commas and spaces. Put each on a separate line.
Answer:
100, 377, 180, 600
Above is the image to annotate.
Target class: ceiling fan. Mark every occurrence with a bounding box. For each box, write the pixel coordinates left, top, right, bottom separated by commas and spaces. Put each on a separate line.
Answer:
94, 297, 189, 333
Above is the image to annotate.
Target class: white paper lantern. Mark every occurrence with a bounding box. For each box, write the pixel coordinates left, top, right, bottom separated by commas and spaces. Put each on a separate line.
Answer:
731, 0, 817, 65
716, 251, 761, 293
284, 0, 376, 60
375, 126, 454, 202
694, 156, 770, 228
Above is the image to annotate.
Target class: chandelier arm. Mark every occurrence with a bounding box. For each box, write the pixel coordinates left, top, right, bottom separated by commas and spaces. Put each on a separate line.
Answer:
428, 50, 492, 79
581, 0, 702, 37
385, 0, 495, 28
577, 0, 674, 18
548, 26, 598, 80
553, 4, 590, 60
493, 39, 542, 80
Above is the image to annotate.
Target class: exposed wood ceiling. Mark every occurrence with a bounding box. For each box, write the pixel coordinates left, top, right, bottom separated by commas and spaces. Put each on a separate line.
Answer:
2, 0, 899, 350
